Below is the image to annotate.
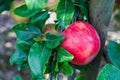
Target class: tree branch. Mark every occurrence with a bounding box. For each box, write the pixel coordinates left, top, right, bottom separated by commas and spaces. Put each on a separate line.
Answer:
83, 0, 115, 80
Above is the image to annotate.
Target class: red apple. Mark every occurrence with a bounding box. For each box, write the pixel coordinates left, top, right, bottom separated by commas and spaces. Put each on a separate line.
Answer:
61, 21, 101, 65
45, 0, 59, 11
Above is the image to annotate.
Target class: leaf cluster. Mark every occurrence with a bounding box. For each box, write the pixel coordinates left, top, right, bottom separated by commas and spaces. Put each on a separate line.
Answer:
9, 0, 89, 80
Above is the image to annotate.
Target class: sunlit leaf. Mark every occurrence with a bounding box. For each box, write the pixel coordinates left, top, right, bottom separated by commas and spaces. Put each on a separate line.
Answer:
74, 75, 84, 80
60, 62, 73, 76
57, 0, 75, 29
25, 0, 48, 11
57, 47, 73, 62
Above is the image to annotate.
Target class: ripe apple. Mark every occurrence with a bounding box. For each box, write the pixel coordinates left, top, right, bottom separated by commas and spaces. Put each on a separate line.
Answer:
61, 21, 101, 65
45, 0, 59, 11
9, 0, 28, 23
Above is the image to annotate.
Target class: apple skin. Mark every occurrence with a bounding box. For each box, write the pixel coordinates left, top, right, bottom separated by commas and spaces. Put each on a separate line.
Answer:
61, 21, 101, 65
46, 0, 59, 11
9, 0, 28, 23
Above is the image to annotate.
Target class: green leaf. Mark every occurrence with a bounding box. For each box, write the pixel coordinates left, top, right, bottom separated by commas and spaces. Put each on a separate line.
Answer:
81, 7, 88, 21
14, 4, 40, 17
10, 39, 34, 69
60, 62, 73, 76
31, 72, 38, 80
57, 0, 75, 29
12, 23, 41, 40
0, 0, 13, 13
76, 4, 88, 21
74, 75, 84, 80
31, 71, 42, 80
45, 33, 65, 49
16, 39, 35, 53
97, 64, 120, 80
30, 11, 49, 29
51, 60, 59, 79
57, 47, 74, 62
46, 55, 59, 79
10, 50, 28, 70
28, 41, 52, 78
13, 75, 23, 80
73, 64, 88, 72
10, 50, 27, 65
51, 62, 59, 79
72, 0, 84, 3
72, 1, 88, 22
0, 0, 3, 4
108, 40, 120, 68
9, 47, 29, 70
17, 62, 29, 70
25, 0, 48, 11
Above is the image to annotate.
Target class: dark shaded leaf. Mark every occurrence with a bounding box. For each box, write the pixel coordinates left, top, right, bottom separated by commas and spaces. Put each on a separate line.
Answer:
16, 39, 34, 53
10, 50, 28, 66
28, 41, 52, 78
76, 4, 88, 21
73, 64, 88, 72
14, 4, 41, 17
0, 0, 13, 13
60, 62, 73, 76
12, 23, 41, 40
45, 54, 59, 79
45, 33, 65, 49
13, 75, 23, 80
108, 40, 120, 68
30, 11, 49, 29
10, 39, 34, 69
51, 60, 59, 79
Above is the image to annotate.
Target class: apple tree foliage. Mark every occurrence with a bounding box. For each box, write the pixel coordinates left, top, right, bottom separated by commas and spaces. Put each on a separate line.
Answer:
0, 0, 13, 13
0, 0, 119, 80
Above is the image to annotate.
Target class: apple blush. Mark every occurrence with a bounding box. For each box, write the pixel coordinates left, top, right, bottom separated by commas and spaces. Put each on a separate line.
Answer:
61, 21, 101, 65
